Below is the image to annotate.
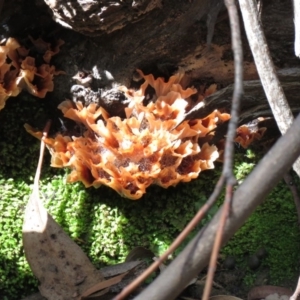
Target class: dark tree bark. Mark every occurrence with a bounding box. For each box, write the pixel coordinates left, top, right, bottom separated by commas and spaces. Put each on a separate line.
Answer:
1, 0, 300, 135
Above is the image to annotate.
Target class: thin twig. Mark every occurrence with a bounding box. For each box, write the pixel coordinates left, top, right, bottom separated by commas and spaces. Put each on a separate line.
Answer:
202, 0, 243, 298
202, 185, 234, 299
115, 1, 243, 298
34, 120, 51, 188
133, 114, 300, 300
113, 175, 225, 300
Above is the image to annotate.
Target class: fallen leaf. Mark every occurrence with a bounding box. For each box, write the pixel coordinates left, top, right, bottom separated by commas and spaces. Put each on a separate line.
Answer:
22, 121, 105, 300
100, 261, 143, 277
81, 272, 129, 299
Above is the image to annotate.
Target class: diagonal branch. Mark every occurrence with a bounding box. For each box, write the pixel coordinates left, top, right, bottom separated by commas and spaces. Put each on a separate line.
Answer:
113, 176, 226, 300
132, 112, 300, 300
202, 0, 243, 298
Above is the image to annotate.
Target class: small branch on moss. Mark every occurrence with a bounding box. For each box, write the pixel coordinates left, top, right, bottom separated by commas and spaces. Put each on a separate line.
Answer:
133, 112, 300, 300
113, 175, 226, 300
284, 170, 300, 300
34, 120, 51, 188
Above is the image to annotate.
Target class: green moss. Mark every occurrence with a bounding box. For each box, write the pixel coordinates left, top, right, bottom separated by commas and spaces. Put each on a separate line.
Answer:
0, 94, 219, 298
0, 177, 38, 299
1, 94, 300, 298
222, 149, 300, 286
0, 170, 219, 299
0, 96, 42, 178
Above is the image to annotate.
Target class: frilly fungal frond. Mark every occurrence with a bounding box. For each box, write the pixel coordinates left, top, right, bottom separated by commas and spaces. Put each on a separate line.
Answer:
25, 70, 264, 199
0, 37, 64, 110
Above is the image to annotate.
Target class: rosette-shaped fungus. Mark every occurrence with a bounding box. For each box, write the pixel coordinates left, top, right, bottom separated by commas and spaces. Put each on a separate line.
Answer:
235, 124, 266, 148
0, 37, 63, 110
0, 38, 24, 110
26, 71, 232, 199
29, 36, 64, 64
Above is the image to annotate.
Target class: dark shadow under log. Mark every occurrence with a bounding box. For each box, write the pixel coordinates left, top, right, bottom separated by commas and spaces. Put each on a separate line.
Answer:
183, 68, 300, 125
1, 0, 299, 128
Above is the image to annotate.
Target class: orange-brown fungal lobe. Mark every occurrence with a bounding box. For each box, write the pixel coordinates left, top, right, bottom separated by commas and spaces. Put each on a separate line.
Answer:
26, 70, 265, 199
29, 36, 65, 64
0, 38, 23, 110
0, 37, 63, 110
235, 124, 266, 148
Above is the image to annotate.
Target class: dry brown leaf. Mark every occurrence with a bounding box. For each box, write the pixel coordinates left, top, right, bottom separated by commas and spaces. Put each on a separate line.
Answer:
22, 121, 106, 300
100, 261, 143, 278
80, 272, 129, 299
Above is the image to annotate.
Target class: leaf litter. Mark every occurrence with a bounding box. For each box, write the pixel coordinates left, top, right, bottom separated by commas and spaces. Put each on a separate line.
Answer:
22, 121, 121, 300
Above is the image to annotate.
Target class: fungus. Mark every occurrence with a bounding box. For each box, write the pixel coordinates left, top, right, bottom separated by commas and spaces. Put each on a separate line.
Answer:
25, 71, 221, 199
25, 70, 265, 200
19, 62, 57, 97
235, 125, 266, 148
0, 37, 63, 110
29, 36, 65, 63
0, 38, 23, 109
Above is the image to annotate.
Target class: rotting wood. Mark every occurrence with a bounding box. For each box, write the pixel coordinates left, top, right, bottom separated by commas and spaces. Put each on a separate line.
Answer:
1, 0, 299, 122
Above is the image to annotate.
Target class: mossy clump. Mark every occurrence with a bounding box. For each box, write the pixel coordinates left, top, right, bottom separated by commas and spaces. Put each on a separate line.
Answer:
222, 149, 300, 286
0, 91, 220, 299
0, 93, 50, 179
0, 177, 38, 299
0, 168, 218, 299
1, 93, 300, 298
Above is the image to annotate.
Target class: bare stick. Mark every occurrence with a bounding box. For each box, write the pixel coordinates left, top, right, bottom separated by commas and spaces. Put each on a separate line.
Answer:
115, 1, 243, 298
34, 120, 51, 188
239, 3, 300, 297
202, 0, 243, 298
113, 175, 225, 300
239, 4, 300, 299
238, 0, 300, 177
133, 113, 300, 300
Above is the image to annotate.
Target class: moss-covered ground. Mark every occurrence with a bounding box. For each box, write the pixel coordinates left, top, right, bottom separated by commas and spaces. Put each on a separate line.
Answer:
223, 156, 300, 289
0, 93, 300, 299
